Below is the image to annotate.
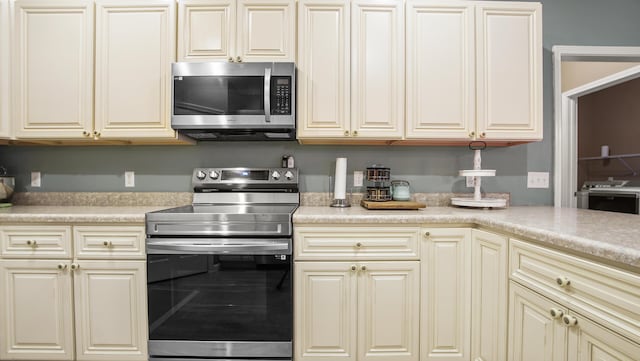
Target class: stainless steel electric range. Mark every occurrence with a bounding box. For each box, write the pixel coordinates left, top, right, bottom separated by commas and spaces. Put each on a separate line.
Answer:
145, 167, 298, 361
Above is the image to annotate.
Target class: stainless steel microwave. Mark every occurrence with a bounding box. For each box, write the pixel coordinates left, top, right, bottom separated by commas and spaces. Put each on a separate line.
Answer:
171, 62, 295, 141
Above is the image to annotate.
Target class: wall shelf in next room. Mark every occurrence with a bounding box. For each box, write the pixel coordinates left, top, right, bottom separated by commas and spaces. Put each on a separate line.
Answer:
578, 153, 640, 176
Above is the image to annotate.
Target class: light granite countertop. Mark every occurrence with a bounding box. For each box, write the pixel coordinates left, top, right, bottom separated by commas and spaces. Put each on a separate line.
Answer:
0, 206, 167, 223
294, 206, 640, 270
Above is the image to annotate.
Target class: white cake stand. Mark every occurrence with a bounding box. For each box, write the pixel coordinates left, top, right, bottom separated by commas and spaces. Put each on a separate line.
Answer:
451, 144, 506, 208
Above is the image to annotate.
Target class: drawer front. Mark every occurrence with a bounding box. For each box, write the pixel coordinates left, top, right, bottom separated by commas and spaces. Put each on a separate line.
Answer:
74, 226, 146, 259
0, 225, 72, 258
510, 239, 640, 343
294, 226, 420, 260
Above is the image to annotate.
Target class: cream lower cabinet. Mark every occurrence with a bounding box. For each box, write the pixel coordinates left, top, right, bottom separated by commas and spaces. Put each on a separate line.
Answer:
294, 225, 421, 361
0, 224, 147, 361
509, 239, 640, 361
420, 228, 471, 361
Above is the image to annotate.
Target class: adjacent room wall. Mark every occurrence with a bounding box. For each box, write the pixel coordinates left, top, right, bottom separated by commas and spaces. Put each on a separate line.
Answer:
2, 0, 640, 206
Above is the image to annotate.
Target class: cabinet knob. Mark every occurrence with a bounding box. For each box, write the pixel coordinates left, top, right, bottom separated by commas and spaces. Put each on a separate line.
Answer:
228, 57, 234, 62
103, 240, 112, 248
352, 130, 358, 136
70, 263, 79, 271
424, 231, 430, 237
355, 242, 362, 248
480, 132, 486, 138
236, 56, 242, 62
57, 264, 68, 270
82, 131, 90, 136
360, 265, 367, 271
351, 265, 357, 271
549, 308, 564, 319
26, 240, 37, 247
93, 131, 101, 138
469, 131, 475, 138
556, 276, 571, 288
344, 130, 350, 136
562, 315, 578, 327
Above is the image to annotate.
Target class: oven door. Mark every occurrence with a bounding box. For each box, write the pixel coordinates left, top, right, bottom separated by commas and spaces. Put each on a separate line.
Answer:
146, 238, 292, 360
588, 191, 640, 214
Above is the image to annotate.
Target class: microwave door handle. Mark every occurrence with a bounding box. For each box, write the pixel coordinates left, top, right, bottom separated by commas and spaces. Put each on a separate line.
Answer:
264, 67, 271, 122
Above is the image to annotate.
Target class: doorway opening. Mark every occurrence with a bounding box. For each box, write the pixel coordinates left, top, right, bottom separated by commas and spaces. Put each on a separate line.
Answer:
552, 46, 640, 207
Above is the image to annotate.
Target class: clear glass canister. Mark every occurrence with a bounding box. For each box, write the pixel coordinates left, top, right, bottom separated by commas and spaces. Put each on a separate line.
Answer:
391, 180, 411, 201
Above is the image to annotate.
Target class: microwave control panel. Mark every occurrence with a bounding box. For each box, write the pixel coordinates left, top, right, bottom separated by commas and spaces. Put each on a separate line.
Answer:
271, 76, 291, 115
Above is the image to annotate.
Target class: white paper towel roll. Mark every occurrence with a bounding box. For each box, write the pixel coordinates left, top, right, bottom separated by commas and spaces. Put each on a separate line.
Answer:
334, 158, 347, 200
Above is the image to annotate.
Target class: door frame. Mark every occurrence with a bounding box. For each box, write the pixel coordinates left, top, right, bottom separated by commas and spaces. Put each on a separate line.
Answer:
552, 45, 640, 207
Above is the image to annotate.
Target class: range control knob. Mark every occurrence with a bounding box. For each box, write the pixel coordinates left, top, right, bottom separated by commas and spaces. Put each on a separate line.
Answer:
209, 170, 219, 179
284, 171, 294, 180
196, 170, 206, 180
272, 170, 281, 180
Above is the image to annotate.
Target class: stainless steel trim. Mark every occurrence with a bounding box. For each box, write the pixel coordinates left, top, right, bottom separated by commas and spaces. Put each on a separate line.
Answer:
146, 238, 292, 255
148, 340, 292, 358
264, 67, 271, 122
192, 191, 299, 203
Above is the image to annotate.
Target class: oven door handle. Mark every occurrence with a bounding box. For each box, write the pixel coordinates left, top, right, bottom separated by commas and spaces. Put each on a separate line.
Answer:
146, 238, 291, 255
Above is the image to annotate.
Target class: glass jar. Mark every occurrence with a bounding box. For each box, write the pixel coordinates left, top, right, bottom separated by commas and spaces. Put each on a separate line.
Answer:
391, 180, 411, 201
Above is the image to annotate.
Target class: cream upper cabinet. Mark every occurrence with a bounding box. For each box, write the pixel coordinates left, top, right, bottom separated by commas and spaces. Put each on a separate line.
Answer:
177, 0, 295, 62
94, 0, 176, 140
405, 0, 474, 141
297, 0, 404, 141
297, 0, 350, 139
475, 1, 542, 141
0, 0, 11, 139
73, 260, 147, 361
11, 0, 94, 139
420, 228, 471, 361
471, 229, 508, 361
350, 0, 404, 140
0, 259, 75, 360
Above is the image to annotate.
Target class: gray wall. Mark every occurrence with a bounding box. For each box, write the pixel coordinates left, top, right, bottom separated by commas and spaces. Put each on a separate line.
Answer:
2, 0, 640, 206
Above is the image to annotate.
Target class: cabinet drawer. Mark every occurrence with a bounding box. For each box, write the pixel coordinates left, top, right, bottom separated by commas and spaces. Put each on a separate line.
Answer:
510, 239, 640, 343
0, 225, 72, 258
294, 226, 420, 260
74, 226, 145, 259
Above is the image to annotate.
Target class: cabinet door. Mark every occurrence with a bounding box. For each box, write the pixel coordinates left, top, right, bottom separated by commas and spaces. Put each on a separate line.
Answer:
73, 260, 148, 361
0, 0, 10, 138
177, 0, 235, 61
94, 0, 176, 139
350, 0, 403, 139
471, 229, 508, 361
0, 259, 74, 360
236, 0, 295, 62
420, 228, 471, 361
294, 262, 357, 361
475, 2, 542, 141
12, 0, 93, 139
297, 0, 350, 139
508, 282, 569, 361
358, 261, 419, 361
405, 0, 474, 140
569, 311, 640, 361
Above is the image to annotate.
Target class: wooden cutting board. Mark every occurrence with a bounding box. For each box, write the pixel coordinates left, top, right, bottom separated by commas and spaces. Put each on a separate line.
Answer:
361, 200, 426, 210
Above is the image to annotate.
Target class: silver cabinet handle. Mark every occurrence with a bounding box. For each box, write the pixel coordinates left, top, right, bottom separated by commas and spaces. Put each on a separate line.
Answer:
556, 276, 571, 288
549, 308, 564, 319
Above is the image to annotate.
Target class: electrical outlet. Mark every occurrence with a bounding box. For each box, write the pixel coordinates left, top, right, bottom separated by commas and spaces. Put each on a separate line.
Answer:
125, 171, 135, 187
31, 172, 41, 187
466, 176, 475, 188
353, 171, 363, 187
527, 171, 549, 189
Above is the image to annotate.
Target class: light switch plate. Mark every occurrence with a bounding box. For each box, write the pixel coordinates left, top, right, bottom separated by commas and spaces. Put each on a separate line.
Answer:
31, 172, 41, 187
125, 171, 135, 187
527, 171, 549, 188
466, 176, 475, 188
353, 171, 363, 187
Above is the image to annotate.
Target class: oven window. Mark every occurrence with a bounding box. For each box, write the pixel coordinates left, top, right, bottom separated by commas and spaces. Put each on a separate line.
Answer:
173, 76, 265, 115
147, 254, 292, 342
